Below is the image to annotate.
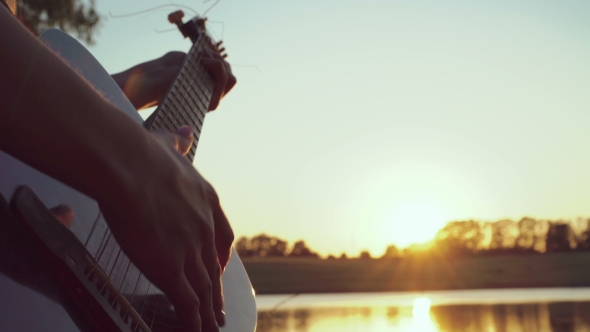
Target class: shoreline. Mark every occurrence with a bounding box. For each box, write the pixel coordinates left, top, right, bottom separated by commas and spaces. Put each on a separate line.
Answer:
242, 252, 590, 295
255, 287, 590, 310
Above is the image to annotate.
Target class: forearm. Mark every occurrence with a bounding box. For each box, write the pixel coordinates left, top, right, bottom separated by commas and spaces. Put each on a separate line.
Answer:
0, 8, 151, 204
111, 52, 186, 110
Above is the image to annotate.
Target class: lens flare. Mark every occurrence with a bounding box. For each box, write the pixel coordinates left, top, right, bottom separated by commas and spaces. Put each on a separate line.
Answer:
412, 297, 431, 317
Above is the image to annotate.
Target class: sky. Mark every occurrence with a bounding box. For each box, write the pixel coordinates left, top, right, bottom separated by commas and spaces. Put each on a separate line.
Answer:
81, 0, 590, 257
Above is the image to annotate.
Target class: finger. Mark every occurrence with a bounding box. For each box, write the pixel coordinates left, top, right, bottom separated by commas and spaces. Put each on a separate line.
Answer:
164, 274, 202, 332
203, 183, 234, 271
153, 127, 194, 156
222, 64, 236, 96
186, 255, 221, 331
212, 203, 234, 271
49, 204, 74, 227
203, 48, 236, 97
202, 240, 225, 327
174, 125, 194, 156
200, 57, 228, 111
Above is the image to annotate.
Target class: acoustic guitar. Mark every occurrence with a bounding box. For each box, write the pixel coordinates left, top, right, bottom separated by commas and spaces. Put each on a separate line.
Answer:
0, 12, 257, 332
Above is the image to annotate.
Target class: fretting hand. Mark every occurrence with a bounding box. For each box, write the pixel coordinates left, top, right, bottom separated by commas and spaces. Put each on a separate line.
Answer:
112, 48, 236, 111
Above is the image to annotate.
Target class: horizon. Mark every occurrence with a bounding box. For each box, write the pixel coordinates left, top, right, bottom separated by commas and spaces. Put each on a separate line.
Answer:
85, 0, 590, 257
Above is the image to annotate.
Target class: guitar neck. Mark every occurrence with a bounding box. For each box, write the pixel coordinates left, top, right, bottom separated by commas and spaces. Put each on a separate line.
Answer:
143, 36, 213, 162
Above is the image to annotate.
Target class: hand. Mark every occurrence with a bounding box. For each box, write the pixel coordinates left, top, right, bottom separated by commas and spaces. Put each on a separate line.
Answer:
97, 125, 234, 332
112, 49, 236, 111
169, 125, 235, 272
0, 11, 234, 332
200, 48, 236, 112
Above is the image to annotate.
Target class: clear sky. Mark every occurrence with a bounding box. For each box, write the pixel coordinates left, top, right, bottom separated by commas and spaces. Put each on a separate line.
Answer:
83, 0, 590, 257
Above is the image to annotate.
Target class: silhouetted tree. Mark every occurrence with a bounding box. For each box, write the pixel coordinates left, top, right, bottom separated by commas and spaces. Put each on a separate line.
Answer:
234, 234, 291, 258
17, 0, 101, 44
434, 220, 484, 256
546, 223, 575, 252
339, 253, 348, 260
381, 245, 400, 259
578, 222, 590, 251
250, 234, 289, 257
358, 250, 372, 260
289, 240, 318, 258
234, 236, 253, 257
266, 238, 288, 257
490, 219, 518, 250
516, 217, 536, 250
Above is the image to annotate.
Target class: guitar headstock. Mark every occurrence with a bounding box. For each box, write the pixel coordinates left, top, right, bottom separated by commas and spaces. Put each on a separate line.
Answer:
168, 10, 227, 58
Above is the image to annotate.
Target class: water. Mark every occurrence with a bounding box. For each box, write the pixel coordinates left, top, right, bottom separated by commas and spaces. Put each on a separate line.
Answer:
255, 288, 590, 332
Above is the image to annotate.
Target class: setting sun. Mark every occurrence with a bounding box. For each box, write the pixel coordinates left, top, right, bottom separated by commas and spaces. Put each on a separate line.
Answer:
384, 201, 450, 248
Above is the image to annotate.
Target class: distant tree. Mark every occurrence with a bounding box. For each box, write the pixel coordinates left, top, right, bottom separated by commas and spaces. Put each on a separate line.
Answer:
17, 0, 101, 44
234, 236, 253, 258
532, 219, 550, 252
381, 245, 400, 259
489, 219, 519, 250
546, 223, 575, 252
249, 234, 289, 257
339, 253, 348, 260
516, 217, 537, 250
358, 250, 372, 260
326, 255, 336, 260
289, 240, 318, 258
577, 220, 590, 251
434, 220, 484, 256
266, 238, 288, 257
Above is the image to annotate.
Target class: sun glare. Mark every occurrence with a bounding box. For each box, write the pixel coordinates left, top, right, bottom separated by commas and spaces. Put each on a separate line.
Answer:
412, 297, 432, 317
386, 202, 449, 248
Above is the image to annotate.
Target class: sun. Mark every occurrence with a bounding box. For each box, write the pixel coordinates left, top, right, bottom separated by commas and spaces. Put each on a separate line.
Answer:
386, 201, 450, 248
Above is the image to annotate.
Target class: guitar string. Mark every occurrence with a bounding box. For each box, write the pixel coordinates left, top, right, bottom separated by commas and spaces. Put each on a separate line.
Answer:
84, 210, 102, 248
93, 226, 110, 258
110, 258, 132, 307
149, 294, 163, 331
99, 238, 118, 280
136, 282, 152, 330
123, 271, 144, 321
202, 0, 222, 17
140, 41, 211, 329
133, 42, 208, 323
82, 32, 212, 329
86, 230, 112, 278
100, 247, 122, 293
109, 4, 199, 19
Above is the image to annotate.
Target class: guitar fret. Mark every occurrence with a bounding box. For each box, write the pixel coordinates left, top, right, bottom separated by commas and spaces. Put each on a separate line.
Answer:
146, 36, 213, 162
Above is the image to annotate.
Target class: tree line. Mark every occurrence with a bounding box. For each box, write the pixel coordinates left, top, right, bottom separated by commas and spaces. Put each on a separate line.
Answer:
423, 217, 590, 258
238, 217, 590, 260
235, 234, 320, 258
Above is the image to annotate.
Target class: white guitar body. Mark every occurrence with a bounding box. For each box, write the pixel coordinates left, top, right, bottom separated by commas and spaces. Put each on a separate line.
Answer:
0, 29, 256, 331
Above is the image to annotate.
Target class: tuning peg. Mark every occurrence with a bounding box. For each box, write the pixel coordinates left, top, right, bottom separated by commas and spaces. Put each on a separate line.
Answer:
168, 10, 185, 27
196, 17, 208, 29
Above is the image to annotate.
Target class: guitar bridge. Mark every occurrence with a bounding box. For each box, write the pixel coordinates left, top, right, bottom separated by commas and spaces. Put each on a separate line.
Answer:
11, 186, 153, 332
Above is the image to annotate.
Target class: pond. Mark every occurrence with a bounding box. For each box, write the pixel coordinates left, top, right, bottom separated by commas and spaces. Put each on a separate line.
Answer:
255, 288, 590, 332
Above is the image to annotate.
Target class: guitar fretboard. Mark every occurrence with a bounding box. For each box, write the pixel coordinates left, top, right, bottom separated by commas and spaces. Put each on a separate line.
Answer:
144, 35, 214, 162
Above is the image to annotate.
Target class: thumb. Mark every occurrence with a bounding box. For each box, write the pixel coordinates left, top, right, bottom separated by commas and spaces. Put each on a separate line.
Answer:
174, 125, 194, 156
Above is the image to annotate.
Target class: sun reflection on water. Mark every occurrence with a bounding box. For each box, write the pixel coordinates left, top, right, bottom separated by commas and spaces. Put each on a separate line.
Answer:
255, 294, 590, 332
411, 297, 438, 332
256, 298, 440, 332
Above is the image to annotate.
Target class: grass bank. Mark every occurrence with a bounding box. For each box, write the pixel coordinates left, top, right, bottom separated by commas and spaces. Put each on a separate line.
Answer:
242, 252, 590, 294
